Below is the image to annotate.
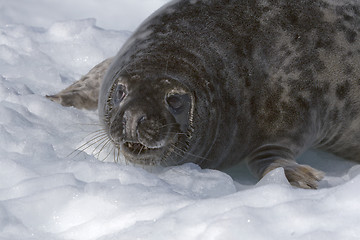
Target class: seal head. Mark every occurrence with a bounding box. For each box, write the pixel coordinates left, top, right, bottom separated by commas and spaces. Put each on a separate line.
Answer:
103, 73, 194, 166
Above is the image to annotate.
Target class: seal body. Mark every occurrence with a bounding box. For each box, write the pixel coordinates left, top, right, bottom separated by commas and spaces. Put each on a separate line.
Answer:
51, 0, 360, 188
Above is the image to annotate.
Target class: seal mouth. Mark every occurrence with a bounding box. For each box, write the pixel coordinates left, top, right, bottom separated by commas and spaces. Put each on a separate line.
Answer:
123, 141, 161, 155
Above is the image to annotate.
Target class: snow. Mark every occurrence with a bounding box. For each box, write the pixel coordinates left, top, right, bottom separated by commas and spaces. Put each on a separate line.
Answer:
0, 0, 360, 239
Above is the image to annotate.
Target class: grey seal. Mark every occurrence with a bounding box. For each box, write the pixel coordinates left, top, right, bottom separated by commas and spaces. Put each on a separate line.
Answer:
48, 0, 360, 189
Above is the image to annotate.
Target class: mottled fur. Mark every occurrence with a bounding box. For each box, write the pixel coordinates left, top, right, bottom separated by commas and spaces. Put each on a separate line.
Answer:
50, 0, 360, 188
47, 57, 113, 110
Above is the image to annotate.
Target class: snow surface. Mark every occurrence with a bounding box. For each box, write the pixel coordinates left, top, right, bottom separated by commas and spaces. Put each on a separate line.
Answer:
0, 0, 360, 239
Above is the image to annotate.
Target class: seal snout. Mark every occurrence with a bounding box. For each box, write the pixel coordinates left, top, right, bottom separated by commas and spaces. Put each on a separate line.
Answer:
123, 110, 147, 142
118, 106, 170, 156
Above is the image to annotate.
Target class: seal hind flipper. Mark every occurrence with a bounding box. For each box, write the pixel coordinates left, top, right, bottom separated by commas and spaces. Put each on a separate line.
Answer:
247, 145, 324, 189
251, 158, 324, 189
46, 57, 114, 110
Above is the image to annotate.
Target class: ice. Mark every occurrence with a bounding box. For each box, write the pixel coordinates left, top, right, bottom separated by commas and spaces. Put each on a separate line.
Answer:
255, 167, 290, 187
0, 0, 360, 239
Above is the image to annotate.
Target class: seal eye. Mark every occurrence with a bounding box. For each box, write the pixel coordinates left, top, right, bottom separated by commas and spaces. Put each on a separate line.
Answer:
166, 93, 190, 114
113, 84, 126, 105
167, 95, 183, 110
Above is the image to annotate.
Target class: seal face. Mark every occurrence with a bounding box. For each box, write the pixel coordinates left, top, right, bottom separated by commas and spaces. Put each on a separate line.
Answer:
104, 74, 194, 166
49, 0, 360, 189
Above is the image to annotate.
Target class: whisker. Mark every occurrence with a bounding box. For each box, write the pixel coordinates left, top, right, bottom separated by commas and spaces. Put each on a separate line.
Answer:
83, 132, 108, 143
170, 143, 211, 164
98, 141, 114, 162
138, 145, 145, 156
93, 137, 112, 157
66, 132, 108, 158
113, 147, 116, 163
94, 138, 112, 158
74, 129, 107, 148
116, 147, 121, 163
85, 129, 107, 136
83, 134, 109, 152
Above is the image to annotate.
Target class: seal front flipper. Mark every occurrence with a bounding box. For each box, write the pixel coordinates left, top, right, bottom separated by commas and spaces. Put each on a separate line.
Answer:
248, 145, 324, 189
46, 57, 114, 110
